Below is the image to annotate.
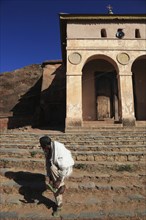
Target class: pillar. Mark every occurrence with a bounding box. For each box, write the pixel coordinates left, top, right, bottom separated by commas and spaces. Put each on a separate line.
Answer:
65, 72, 83, 128
119, 71, 135, 126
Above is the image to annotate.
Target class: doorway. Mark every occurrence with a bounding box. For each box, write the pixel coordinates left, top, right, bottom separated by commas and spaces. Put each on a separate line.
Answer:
82, 57, 119, 122
95, 72, 117, 120
132, 55, 146, 120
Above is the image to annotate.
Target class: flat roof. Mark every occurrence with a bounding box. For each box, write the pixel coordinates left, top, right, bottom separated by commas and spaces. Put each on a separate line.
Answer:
59, 13, 146, 20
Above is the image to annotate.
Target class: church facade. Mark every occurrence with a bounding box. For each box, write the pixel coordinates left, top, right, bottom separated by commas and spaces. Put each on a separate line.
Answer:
59, 14, 146, 129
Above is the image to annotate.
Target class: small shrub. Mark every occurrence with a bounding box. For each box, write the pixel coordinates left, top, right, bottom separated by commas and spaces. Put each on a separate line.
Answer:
30, 151, 37, 157
116, 164, 133, 172
74, 163, 87, 170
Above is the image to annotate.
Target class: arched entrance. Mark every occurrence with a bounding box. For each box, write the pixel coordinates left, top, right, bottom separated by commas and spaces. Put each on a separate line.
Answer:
82, 56, 119, 122
132, 55, 146, 120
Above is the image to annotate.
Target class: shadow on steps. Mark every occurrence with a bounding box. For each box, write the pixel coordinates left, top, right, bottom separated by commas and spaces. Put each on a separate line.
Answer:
5, 171, 56, 212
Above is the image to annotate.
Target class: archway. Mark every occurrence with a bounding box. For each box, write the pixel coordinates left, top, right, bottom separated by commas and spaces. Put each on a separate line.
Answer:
82, 55, 119, 122
132, 55, 146, 120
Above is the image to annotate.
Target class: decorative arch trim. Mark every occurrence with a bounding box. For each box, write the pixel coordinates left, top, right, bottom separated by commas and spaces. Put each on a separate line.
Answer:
82, 54, 119, 74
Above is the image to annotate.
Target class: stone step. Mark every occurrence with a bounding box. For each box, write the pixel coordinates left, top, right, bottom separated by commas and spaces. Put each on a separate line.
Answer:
1, 179, 145, 195
1, 133, 146, 141
0, 188, 146, 219
1, 132, 146, 146
83, 120, 146, 126
1, 129, 146, 137
83, 120, 120, 126
1, 139, 146, 147
69, 145, 146, 152
1, 138, 146, 147
66, 126, 146, 131
0, 209, 146, 220
0, 144, 146, 153
1, 167, 146, 219
1, 189, 145, 211
1, 132, 146, 138
1, 192, 145, 208
1, 128, 146, 220
1, 178, 145, 197
0, 157, 145, 172
0, 148, 145, 163
0, 168, 145, 188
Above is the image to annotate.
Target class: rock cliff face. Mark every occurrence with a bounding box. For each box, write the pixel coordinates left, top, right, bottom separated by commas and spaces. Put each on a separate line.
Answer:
0, 61, 66, 129
0, 64, 42, 116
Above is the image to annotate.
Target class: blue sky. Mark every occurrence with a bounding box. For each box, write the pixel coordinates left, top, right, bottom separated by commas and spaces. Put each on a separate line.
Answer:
0, 0, 146, 73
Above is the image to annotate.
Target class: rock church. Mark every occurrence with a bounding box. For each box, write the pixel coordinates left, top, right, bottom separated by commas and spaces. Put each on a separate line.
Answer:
42, 12, 146, 130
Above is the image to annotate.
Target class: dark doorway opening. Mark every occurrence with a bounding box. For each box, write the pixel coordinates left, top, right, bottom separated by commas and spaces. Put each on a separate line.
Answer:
94, 71, 118, 121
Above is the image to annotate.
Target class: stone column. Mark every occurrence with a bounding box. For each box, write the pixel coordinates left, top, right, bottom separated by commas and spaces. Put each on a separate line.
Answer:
113, 76, 119, 121
65, 73, 83, 128
119, 71, 135, 126
114, 95, 119, 121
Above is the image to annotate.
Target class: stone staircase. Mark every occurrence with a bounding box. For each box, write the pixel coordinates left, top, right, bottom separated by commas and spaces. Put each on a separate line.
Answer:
0, 127, 146, 220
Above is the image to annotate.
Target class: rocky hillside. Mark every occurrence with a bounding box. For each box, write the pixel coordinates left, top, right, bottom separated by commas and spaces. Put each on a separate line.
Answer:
0, 64, 42, 116
0, 61, 66, 130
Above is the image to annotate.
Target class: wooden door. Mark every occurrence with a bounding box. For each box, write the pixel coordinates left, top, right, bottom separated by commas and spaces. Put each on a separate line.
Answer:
97, 96, 110, 120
